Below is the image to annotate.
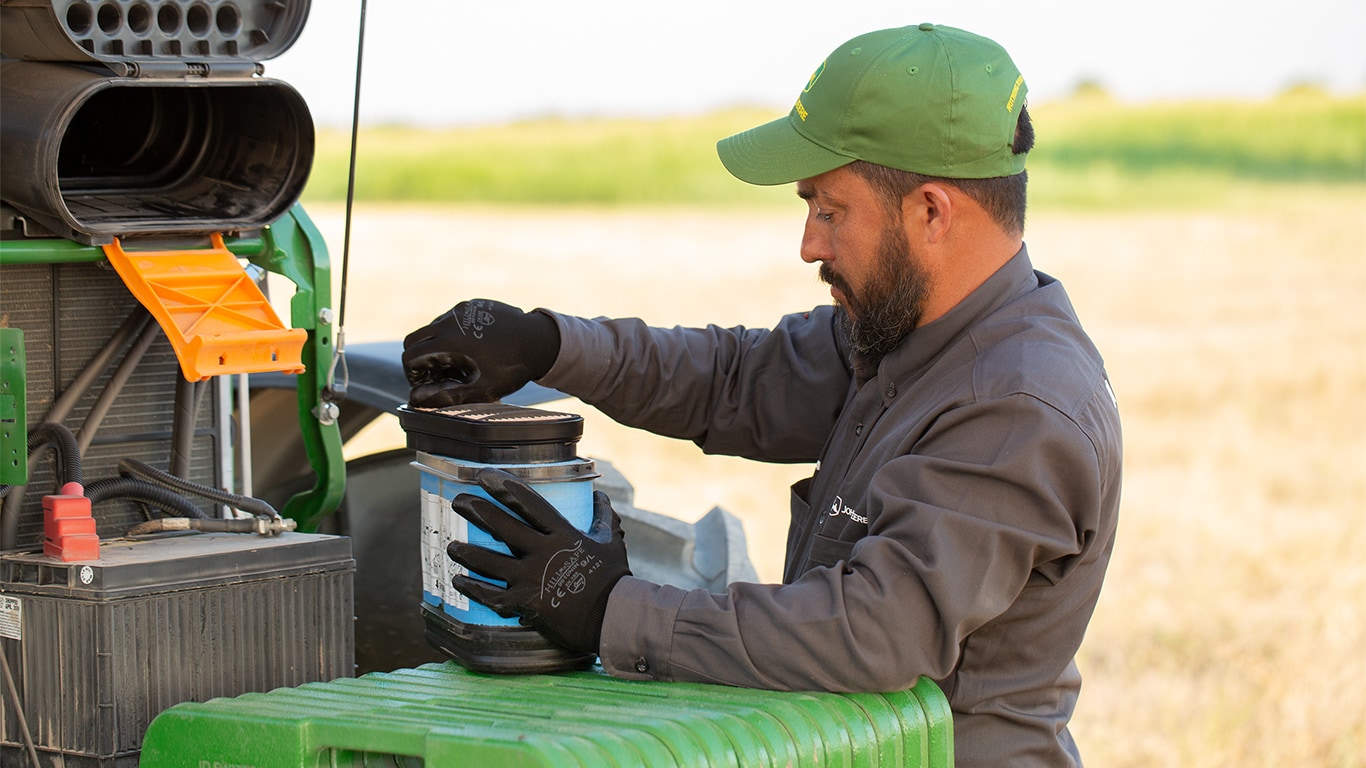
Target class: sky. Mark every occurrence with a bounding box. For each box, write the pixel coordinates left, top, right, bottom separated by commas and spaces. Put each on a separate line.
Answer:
267, 0, 1366, 128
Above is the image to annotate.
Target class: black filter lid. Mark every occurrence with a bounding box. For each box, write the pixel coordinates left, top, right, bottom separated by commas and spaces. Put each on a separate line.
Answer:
398, 403, 584, 464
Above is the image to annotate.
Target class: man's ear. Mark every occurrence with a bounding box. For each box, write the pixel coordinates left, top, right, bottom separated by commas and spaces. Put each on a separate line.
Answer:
902, 182, 955, 245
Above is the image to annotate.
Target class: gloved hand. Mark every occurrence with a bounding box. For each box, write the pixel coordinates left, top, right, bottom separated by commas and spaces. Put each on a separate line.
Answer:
402, 299, 560, 407
447, 468, 630, 655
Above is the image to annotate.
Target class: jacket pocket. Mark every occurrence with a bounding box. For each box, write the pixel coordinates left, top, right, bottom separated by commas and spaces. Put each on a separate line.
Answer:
784, 477, 815, 583
805, 532, 856, 570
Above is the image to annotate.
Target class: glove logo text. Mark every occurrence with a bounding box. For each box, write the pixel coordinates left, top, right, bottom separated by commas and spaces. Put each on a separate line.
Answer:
458, 301, 496, 339
541, 540, 600, 608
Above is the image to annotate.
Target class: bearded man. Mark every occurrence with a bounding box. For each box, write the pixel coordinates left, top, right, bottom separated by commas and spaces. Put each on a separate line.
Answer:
403, 23, 1122, 767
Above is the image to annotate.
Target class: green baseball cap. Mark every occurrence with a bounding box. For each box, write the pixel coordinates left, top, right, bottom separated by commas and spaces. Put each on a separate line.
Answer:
718, 23, 1029, 185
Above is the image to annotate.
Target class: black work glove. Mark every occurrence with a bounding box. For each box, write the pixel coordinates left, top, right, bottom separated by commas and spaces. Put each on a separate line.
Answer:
447, 468, 630, 655
402, 299, 560, 407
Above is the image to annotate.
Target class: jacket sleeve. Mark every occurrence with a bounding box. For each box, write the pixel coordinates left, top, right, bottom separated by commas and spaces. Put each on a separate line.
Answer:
597, 391, 1108, 692
538, 308, 852, 464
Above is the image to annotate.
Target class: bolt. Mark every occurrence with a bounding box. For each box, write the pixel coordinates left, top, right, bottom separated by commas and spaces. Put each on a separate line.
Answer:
313, 401, 340, 425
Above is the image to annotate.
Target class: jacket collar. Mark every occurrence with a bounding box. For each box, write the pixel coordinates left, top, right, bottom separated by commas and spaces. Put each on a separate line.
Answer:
852, 244, 1037, 387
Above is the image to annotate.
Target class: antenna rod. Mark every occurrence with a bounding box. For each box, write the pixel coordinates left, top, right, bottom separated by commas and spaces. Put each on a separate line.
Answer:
327, 0, 368, 401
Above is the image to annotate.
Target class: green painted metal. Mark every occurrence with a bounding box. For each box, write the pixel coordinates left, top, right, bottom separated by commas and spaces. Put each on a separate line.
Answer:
139, 662, 954, 767
0, 235, 103, 264
0, 328, 25, 486
242, 204, 346, 529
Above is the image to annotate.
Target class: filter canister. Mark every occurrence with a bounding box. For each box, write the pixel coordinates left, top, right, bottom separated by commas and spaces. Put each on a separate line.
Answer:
399, 403, 599, 674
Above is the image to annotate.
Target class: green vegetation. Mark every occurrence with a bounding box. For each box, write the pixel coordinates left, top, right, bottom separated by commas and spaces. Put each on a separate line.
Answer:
306, 110, 792, 208
304, 92, 1366, 211
1026, 91, 1366, 209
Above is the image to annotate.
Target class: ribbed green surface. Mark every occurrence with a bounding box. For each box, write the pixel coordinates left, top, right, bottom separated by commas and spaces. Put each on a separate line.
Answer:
140, 662, 953, 767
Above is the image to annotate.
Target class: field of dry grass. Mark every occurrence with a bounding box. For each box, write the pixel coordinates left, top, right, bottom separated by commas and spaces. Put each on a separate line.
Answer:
305, 189, 1365, 766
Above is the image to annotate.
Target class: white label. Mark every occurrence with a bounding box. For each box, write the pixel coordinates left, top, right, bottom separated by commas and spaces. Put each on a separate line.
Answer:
0, 595, 21, 640
442, 490, 469, 611
420, 486, 468, 611
420, 488, 443, 601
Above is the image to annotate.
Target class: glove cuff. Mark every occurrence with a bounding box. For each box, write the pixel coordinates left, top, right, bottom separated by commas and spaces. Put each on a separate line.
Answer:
524, 309, 561, 381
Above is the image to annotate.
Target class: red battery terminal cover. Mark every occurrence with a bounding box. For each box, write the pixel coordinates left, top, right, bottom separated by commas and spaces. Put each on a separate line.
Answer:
43, 482, 100, 562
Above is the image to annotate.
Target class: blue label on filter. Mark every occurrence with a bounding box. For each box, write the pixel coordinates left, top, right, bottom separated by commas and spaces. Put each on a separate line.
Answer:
418, 456, 595, 628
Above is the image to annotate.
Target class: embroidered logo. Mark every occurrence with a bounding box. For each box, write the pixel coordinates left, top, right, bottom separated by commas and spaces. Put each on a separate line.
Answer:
804, 60, 826, 93
794, 59, 826, 122
1006, 74, 1024, 112
828, 495, 868, 525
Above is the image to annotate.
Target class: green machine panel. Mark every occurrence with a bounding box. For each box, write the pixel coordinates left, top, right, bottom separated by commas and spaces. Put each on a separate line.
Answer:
0, 328, 23, 486
140, 662, 954, 767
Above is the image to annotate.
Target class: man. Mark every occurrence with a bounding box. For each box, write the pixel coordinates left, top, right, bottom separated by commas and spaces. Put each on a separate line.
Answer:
403, 23, 1122, 767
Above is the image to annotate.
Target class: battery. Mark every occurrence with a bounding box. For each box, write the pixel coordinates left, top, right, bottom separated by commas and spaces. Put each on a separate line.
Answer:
0, 531, 354, 767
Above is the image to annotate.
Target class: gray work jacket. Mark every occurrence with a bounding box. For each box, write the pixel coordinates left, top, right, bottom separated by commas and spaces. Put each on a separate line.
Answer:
539, 246, 1122, 767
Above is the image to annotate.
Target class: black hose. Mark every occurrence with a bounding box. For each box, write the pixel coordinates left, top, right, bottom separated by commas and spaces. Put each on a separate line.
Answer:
26, 422, 82, 488
84, 476, 207, 519
116, 458, 280, 519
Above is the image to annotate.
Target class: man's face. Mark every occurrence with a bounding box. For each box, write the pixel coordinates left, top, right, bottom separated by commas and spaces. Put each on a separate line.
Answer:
797, 166, 930, 358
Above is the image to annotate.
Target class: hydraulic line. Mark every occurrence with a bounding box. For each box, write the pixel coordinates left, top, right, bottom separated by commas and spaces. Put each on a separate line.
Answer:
169, 377, 204, 479
84, 476, 206, 520
26, 422, 82, 489
0, 424, 87, 554
76, 318, 161, 456
117, 458, 280, 519
47, 307, 152, 425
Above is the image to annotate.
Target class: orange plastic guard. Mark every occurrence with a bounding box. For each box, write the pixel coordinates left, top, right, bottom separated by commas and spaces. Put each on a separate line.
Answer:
102, 234, 307, 381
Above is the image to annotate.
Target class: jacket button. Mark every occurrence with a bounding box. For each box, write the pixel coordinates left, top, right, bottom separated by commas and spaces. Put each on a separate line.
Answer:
854, 423, 863, 436
885, 384, 897, 399
634, 657, 649, 674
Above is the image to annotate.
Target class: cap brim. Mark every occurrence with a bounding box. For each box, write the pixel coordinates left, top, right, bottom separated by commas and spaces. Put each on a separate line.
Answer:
717, 114, 856, 186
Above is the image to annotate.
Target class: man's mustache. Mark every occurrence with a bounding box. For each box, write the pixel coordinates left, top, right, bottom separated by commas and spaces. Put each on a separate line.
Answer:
819, 263, 850, 296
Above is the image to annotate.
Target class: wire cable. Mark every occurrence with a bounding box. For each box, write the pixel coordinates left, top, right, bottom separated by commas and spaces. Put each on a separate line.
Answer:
116, 458, 279, 519
325, 0, 369, 402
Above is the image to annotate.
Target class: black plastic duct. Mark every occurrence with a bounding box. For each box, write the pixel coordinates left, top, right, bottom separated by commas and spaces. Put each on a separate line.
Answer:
0, 60, 313, 244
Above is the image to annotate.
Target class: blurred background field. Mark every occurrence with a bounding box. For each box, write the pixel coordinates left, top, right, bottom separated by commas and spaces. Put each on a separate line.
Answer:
304, 90, 1365, 210
296, 93, 1365, 767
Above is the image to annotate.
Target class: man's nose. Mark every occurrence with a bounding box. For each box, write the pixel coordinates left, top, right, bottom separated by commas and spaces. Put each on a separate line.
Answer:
800, 217, 830, 264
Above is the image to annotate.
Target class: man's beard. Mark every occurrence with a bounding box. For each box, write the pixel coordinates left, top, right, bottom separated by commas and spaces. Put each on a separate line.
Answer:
820, 223, 930, 360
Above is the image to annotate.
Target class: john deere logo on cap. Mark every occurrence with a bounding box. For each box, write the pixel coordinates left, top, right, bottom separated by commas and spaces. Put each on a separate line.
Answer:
1007, 74, 1024, 112
794, 60, 826, 121
803, 60, 826, 93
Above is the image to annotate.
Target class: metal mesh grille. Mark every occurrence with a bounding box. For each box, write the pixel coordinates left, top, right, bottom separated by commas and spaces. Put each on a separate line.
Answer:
416, 403, 578, 423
